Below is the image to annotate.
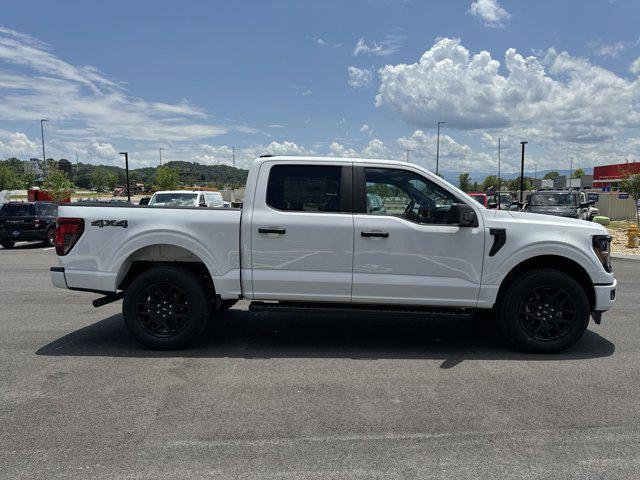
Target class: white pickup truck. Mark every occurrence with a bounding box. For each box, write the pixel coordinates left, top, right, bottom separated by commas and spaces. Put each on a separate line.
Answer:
50, 156, 617, 352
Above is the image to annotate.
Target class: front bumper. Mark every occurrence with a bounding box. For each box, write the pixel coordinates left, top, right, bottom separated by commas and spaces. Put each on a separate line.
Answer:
50, 266, 68, 289
594, 278, 617, 312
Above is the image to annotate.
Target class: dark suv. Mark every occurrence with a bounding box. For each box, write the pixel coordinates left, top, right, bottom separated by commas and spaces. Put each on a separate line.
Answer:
0, 202, 58, 249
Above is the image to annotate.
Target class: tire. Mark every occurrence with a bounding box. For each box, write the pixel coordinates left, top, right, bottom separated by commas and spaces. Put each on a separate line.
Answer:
1, 241, 15, 249
219, 299, 238, 311
44, 227, 56, 247
498, 269, 590, 353
122, 266, 212, 349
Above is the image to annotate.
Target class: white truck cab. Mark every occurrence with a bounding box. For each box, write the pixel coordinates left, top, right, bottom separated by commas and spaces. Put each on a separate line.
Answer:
50, 156, 616, 352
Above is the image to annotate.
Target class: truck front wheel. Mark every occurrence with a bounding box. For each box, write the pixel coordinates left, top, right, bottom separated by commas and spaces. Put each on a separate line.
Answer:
123, 266, 211, 349
498, 269, 590, 353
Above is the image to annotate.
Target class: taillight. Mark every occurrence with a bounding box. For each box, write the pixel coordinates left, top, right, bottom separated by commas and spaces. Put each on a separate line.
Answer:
55, 218, 84, 256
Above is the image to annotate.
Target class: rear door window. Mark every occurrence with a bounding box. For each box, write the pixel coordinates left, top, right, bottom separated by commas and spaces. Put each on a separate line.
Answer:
266, 165, 347, 213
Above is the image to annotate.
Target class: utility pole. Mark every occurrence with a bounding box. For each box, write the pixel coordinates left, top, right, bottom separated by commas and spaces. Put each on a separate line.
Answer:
40, 119, 48, 165
119, 152, 131, 202
497, 138, 501, 209
519, 141, 528, 203
436, 121, 445, 175
232, 146, 235, 168
159, 147, 163, 166
569, 156, 574, 188
406, 149, 411, 163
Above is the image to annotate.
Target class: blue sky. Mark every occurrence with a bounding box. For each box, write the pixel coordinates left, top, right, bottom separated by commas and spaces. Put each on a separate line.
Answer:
1, 0, 640, 176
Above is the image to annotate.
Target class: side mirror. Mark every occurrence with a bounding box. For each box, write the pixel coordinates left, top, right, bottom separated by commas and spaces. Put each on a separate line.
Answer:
579, 201, 590, 208
448, 203, 478, 227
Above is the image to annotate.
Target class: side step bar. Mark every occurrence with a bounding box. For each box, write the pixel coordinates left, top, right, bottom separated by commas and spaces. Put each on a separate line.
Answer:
249, 301, 476, 319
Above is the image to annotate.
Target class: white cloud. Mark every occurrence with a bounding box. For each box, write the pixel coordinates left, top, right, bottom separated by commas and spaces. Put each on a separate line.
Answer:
0, 26, 252, 165
360, 124, 374, 135
347, 66, 373, 87
329, 141, 360, 158
397, 129, 495, 171
0, 131, 40, 158
353, 35, 403, 57
468, 0, 511, 28
630, 57, 640, 74
588, 40, 627, 58
376, 37, 640, 144
316, 38, 327, 46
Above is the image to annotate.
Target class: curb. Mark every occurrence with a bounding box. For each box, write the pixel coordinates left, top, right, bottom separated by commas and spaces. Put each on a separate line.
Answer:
612, 253, 640, 261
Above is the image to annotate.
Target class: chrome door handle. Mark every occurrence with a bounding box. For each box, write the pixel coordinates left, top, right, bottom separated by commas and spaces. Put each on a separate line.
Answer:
258, 227, 286, 234
361, 231, 389, 238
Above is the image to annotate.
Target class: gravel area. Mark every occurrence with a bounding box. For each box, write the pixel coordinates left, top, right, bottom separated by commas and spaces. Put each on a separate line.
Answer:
608, 222, 640, 255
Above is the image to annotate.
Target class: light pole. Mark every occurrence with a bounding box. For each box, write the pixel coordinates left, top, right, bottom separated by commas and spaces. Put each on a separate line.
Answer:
232, 146, 235, 168
406, 149, 411, 163
119, 152, 131, 202
40, 119, 48, 164
569, 156, 574, 188
497, 138, 501, 208
519, 141, 528, 203
436, 121, 445, 175
159, 148, 164, 166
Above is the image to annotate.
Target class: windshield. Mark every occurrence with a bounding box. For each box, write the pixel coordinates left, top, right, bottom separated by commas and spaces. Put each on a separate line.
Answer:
0, 204, 36, 216
469, 194, 485, 205
528, 193, 576, 207
150, 193, 198, 206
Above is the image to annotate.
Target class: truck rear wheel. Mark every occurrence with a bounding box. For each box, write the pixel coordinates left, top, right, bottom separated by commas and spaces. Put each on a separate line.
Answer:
498, 269, 590, 353
123, 266, 211, 349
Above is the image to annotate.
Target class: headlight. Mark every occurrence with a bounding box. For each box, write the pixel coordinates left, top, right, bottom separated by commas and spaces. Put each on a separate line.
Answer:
592, 235, 612, 272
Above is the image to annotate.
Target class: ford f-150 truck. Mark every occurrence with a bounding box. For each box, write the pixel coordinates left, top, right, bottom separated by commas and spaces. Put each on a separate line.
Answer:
50, 156, 617, 352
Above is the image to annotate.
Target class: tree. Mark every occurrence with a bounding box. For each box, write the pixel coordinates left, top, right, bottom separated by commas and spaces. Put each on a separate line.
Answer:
619, 173, 640, 226
0, 162, 19, 190
571, 168, 585, 179
155, 166, 180, 190
458, 172, 471, 192
506, 176, 533, 192
543, 170, 560, 180
106, 171, 119, 192
470, 181, 481, 192
17, 171, 36, 189
482, 175, 500, 192
42, 168, 74, 202
91, 167, 108, 193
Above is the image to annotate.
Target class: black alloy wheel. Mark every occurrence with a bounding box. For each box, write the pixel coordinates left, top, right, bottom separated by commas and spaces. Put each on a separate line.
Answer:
518, 285, 575, 341
123, 266, 211, 349
498, 269, 590, 353
136, 282, 191, 337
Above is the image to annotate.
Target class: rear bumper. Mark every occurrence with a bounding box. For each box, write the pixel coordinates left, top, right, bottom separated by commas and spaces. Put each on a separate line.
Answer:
50, 266, 68, 289
594, 278, 617, 312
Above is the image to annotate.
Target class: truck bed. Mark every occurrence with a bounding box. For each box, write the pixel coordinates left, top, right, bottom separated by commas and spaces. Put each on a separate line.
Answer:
55, 204, 242, 295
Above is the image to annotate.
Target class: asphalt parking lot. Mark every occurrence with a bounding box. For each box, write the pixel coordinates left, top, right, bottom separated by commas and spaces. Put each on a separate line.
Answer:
1, 245, 639, 479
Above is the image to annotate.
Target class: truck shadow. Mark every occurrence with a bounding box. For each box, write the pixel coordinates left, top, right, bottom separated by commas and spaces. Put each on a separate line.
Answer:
36, 309, 615, 369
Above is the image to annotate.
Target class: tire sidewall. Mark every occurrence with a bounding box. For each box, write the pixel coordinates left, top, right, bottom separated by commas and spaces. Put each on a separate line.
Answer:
500, 270, 590, 353
45, 227, 56, 247
123, 266, 211, 349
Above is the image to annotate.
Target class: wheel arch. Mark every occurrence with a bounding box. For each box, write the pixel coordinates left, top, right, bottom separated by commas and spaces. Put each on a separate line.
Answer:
116, 244, 216, 298
495, 255, 596, 312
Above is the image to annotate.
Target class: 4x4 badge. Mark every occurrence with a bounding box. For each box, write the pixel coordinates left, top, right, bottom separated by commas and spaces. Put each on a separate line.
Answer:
91, 220, 128, 228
